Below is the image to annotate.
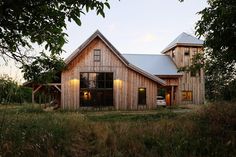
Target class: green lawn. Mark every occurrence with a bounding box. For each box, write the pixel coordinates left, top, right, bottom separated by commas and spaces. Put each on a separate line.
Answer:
0, 103, 235, 157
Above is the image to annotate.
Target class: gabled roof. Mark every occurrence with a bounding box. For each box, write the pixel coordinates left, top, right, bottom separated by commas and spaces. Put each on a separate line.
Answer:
64, 30, 166, 86
162, 32, 203, 53
123, 54, 182, 76
65, 30, 129, 65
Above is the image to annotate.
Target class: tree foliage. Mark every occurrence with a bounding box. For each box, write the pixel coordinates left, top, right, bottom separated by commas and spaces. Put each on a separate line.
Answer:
0, 75, 32, 104
196, 0, 236, 67
179, 0, 236, 101
0, 0, 110, 62
178, 53, 205, 74
21, 52, 65, 83
195, 0, 236, 101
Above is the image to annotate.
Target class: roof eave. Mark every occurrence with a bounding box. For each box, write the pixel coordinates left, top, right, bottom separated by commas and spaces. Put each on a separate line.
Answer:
128, 64, 166, 86
156, 74, 182, 78
161, 43, 203, 54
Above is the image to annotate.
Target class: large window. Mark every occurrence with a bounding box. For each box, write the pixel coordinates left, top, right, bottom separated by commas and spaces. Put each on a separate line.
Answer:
138, 87, 146, 105
80, 73, 113, 107
182, 91, 192, 101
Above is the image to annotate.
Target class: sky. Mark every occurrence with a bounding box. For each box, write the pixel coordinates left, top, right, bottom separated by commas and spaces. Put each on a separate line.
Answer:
0, 0, 208, 83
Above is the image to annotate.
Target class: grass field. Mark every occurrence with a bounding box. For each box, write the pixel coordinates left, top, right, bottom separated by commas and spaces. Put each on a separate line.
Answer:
0, 103, 235, 157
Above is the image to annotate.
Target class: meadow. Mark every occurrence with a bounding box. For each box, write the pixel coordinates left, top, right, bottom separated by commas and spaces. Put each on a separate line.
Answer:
0, 103, 235, 157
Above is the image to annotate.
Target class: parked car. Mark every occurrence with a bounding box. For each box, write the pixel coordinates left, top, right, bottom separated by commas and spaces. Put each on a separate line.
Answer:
156, 96, 166, 106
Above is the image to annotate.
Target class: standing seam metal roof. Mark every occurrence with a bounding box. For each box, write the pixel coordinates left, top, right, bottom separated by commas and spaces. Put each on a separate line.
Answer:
122, 54, 182, 76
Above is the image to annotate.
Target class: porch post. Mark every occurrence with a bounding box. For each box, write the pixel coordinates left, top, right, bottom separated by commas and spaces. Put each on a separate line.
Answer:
171, 86, 174, 106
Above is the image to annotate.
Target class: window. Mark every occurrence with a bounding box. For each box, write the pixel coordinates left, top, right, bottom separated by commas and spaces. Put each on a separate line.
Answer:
158, 88, 166, 97
182, 91, 192, 101
94, 49, 101, 62
184, 48, 190, 56
172, 49, 175, 58
80, 72, 113, 89
80, 72, 113, 107
138, 88, 146, 105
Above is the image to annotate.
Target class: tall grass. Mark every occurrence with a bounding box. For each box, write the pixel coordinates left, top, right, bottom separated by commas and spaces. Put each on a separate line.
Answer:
0, 102, 235, 157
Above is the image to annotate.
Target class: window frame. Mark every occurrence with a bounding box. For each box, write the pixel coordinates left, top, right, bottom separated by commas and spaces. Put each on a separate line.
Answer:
184, 48, 190, 56
182, 91, 193, 101
94, 49, 101, 62
172, 49, 175, 58
80, 72, 113, 89
138, 87, 147, 105
80, 72, 113, 107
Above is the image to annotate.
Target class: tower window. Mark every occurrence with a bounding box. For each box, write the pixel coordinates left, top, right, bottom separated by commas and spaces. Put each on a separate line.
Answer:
94, 49, 101, 62
184, 48, 190, 56
172, 49, 175, 58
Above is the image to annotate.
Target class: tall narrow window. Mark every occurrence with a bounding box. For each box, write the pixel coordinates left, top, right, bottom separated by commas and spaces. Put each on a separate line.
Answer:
138, 88, 146, 105
172, 49, 175, 58
182, 91, 192, 101
94, 49, 101, 62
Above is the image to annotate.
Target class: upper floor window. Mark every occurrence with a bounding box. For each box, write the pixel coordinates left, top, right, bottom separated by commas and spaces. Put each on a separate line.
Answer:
184, 48, 190, 56
172, 49, 175, 58
94, 49, 101, 62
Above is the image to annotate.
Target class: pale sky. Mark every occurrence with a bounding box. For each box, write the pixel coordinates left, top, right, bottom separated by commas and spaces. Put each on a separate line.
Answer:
0, 0, 208, 83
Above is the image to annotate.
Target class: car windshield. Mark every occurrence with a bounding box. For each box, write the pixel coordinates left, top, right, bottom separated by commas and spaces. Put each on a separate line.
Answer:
157, 96, 164, 100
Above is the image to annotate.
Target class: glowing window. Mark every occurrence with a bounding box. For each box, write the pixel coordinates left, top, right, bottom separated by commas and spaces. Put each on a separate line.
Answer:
182, 91, 193, 101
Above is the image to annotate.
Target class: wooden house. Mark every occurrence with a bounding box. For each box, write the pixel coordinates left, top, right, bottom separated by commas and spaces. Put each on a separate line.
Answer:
124, 32, 204, 105
161, 32, 205, 105
30, 30, 205, 109
61, 31, 166, 110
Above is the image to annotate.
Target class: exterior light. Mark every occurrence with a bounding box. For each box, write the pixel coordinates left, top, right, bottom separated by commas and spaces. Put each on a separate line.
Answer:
139, 88, 145, 91
70, 78, 79, 85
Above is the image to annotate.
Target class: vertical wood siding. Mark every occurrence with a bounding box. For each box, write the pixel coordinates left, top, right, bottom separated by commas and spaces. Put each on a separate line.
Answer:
61, 37, 157, 110
165, 46, 205, 104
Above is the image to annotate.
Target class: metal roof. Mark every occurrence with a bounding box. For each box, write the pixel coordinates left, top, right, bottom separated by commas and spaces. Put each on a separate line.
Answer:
162, 32, 203, 53
122, 54, 182, 76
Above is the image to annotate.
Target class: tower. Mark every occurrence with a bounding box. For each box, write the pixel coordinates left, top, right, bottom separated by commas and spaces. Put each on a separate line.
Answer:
162, 32, 205, 104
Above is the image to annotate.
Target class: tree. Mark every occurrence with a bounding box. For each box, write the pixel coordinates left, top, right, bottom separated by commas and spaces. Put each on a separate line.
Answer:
0, 75, 31, 103
21, 52, 65, 83
196, 0, 236, 67
0, 0, 110, 62
195, 0, 236, 101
